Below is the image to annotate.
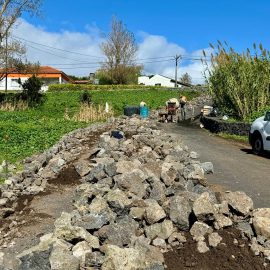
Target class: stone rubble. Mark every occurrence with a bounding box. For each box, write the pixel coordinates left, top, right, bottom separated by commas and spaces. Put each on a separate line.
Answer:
0, 108, 269, 269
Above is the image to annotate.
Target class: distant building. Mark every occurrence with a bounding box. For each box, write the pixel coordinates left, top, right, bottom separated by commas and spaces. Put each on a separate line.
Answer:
138, 74, 191, 88
0, 66, 72, 92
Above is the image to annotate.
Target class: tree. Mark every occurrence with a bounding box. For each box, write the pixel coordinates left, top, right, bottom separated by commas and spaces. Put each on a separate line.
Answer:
180, 72, 192, 85
0, 0, 42, 39
100, 17, 142, 84
0, 0, 42, 82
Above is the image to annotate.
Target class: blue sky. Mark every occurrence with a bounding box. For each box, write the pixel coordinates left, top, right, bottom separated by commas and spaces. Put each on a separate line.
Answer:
18, 0, 270, 82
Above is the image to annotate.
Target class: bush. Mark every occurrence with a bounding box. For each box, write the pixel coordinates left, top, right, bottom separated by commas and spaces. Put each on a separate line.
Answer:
21, 76, 45, 107
204, 42, 270, 120
79, 90, 92, 105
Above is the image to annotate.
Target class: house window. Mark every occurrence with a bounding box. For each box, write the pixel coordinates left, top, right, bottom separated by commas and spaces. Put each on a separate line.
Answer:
155, 83, 161, 86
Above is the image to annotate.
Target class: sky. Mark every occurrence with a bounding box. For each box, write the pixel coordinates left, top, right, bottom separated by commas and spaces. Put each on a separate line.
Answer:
10, 0, 270, 83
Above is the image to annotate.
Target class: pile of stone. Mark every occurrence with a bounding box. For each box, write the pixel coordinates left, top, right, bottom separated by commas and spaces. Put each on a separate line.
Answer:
0, 122, 113, 218
12, 115, 270, 270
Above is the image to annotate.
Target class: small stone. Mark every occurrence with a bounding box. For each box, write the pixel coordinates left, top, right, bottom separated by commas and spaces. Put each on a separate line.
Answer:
190, 222, 212, 240
197, 241, 209, 253
208, 232, 222, 247
152, 238, 166, 248
201, 162, 214, 174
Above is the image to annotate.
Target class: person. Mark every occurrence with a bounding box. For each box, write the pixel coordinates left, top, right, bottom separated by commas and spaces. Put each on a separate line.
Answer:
179, 95, 187, 121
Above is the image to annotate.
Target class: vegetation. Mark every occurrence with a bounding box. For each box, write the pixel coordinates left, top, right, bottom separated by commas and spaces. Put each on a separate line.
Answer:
217, 133, 248, 144
48, 84, 160, 92
0, 89, 198, 163
99, 17, 142, 84
21, 76, 45, 107
204, 42, 270, 121
0, 0, 42, 80
180, 73, 192, 85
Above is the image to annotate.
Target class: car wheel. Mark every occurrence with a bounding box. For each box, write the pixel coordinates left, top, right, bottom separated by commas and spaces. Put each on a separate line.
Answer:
252, 136, 264, 155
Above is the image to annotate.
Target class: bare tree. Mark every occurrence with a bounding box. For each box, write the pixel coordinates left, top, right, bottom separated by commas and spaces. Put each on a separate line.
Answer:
180, 72, 192, 85
0, 0, 42, 82
100, 17, 141, 84
0, 0, 42, 39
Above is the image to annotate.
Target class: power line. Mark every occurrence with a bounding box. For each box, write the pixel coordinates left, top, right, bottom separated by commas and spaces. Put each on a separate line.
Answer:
13, 35, 105, 59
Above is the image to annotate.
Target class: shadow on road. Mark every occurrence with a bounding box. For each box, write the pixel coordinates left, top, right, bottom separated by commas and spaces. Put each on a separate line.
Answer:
241, 148, 270, 159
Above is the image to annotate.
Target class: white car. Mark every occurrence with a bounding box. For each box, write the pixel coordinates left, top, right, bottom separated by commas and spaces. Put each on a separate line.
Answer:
249, 111, 270, 154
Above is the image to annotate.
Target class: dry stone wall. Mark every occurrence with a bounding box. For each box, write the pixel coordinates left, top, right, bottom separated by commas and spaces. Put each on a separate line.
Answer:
0, 114, 267, 270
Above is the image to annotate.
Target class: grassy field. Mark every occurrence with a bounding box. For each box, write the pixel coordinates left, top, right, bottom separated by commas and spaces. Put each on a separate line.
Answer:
0, 89, 199, 163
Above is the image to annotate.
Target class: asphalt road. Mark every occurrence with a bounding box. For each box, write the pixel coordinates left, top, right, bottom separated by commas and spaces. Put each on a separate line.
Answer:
162, 122, 270, 208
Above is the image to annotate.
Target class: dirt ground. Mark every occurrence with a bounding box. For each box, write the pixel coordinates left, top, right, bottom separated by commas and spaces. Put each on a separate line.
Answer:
165, 228, 269, 270
0, 165, 81, 256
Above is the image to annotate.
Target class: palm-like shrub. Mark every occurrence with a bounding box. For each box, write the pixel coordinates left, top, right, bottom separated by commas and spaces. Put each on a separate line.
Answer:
203, 42, 270, 120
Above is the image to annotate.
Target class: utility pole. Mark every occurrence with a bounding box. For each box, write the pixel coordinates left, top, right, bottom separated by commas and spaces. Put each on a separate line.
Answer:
5, 33, 8, 93
174, 54, 181, 88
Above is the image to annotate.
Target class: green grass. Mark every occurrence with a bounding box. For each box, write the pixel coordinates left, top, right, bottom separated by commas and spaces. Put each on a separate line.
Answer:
0, 89, 199, 163
217, 132, 248, 143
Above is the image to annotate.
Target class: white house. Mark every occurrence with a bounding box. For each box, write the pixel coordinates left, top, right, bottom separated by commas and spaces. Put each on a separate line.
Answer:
0, 66, 72, 92
138, 74, 190, 88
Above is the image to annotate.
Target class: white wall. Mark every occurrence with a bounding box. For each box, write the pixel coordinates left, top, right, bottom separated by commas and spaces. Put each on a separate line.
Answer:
0, 76, 69, 92
138, 75, 182, 87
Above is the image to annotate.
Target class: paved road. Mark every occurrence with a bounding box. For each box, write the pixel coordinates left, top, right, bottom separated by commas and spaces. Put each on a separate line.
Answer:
162, 121, 270, 208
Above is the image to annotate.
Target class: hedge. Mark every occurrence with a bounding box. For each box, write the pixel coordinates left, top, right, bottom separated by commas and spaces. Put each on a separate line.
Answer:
48, 84, 161, 92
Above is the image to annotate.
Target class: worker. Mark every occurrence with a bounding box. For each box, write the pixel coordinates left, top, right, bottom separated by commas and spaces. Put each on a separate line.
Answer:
179, 95, 187, 121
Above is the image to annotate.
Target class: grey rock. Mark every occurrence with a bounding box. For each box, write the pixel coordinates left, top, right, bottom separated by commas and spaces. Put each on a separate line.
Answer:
18, 247, 52, 270
104, 162, 117, 177
106, 189, 131, 216
190, 222, 212, 240
103, 216, 139, 247
114, 170, 147, 198
84, 164, 106, 183
192, 185, 217, 204
145, 220, 175, 240
193, 192, 216, 221
84, 251, 105, 268
49, 157, 66, 174
144, 199, 166, 225
74, 160, 92, 177
149, 180, 166, 205
116, 160, 141, 174
221, 191, 253, 216
201, 162, 214, 174
50, 243, 80, 270
129, 207, 145, 220
169, 195, 192, 231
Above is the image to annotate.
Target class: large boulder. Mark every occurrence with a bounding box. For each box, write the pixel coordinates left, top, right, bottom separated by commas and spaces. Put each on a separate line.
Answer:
253, 208, 270, 239
169, 195, 192, 231
221, 191, 253, 216
100, 216, 139, 247
193, 192, 216, 221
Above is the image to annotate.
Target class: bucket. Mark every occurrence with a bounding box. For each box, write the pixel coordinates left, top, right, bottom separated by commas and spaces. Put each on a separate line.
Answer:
203, 105, 213, 116
124, 106, 140, 116
140, 106, 149, 118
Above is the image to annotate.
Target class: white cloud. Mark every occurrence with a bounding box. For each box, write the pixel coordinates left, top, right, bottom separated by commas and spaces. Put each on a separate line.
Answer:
11, 19, 210, 83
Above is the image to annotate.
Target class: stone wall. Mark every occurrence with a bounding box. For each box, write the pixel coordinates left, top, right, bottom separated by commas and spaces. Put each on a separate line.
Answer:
201, 116, 251, 136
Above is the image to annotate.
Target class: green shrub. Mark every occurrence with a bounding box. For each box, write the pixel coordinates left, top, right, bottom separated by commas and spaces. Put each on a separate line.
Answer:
21, 76, 45, 107
204, 42, 270, 120
79, 90, 92, 105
